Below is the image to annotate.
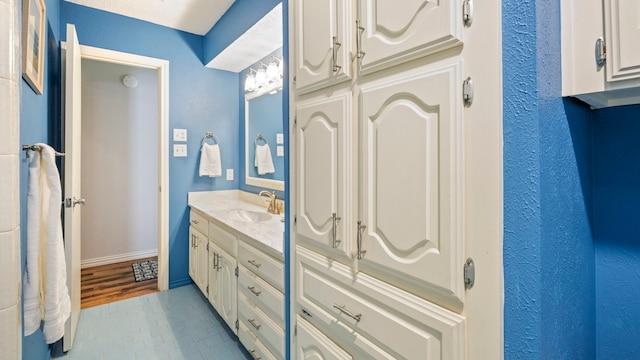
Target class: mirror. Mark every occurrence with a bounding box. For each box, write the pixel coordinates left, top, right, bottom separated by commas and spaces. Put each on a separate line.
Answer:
244, 78, 284, 191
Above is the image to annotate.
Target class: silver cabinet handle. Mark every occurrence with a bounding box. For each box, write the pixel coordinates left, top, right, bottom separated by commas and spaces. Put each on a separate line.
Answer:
249, 350, 261, 360
332, 36, 342, 72
333, 303, 362, 322
248, 259, 262, 269
356, 20, 366, 58
357, 221, 367, 259
248, 286, 261, 296
191, 234, 194, 248
213, 252, 219, 271
248, 318, 261, 330
191, 219, 199, 225
194, 234, 198, 248
331, 213, 342, 248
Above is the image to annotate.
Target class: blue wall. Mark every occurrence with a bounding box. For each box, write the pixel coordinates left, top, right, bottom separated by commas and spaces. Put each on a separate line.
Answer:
593, 104, 640, 359
21, 0, 62, 358
503, 0, 595, 358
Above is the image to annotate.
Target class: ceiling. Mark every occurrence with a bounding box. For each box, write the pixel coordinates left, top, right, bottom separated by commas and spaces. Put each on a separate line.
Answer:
66, 0, 283, 73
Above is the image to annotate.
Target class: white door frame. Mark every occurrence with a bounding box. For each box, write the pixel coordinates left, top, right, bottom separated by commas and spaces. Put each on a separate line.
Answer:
77, 44, 170, 291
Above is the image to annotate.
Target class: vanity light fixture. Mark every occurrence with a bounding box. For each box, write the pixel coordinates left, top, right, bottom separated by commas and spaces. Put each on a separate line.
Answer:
255, 64, 267, 88
244, 57, 284, 93
266, 56, 280, 82
244, 69, 257, 92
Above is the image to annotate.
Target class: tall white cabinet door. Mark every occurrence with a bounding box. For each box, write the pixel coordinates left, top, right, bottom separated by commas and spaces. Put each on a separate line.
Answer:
207, 241, 219, 309
605, 0, 640, 81
358, 0, 463, 75
296, 316, 352, 360
293, 0, 352, 94
215, 245, 238, 335
358, 60, 465, 310
295, 93, 352, 257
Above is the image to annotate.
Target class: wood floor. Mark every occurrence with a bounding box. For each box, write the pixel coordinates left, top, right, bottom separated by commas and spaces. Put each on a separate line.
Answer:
81, 257, 158, 309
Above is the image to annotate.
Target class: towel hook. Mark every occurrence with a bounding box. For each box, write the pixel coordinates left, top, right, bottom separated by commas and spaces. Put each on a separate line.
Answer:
255, 134, 268, 146
201, 132, 219, 146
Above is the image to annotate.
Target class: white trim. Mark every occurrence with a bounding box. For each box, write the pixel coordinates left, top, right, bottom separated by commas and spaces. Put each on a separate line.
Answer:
81, 249, 159, 269
64, 42, 171, 291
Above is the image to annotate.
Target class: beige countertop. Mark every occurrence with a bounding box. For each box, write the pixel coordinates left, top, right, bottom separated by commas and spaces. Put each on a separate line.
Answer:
187, 190, 285, 260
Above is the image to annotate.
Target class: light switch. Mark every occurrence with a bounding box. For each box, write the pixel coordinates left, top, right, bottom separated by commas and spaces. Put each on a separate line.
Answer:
173, 144, 187, 157
276, 133, 284, 144
277, 146, 284, 157
226, 169, 234, 180
173, 128, 187, 142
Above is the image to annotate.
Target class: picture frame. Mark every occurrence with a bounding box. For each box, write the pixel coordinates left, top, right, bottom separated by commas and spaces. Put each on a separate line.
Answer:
22, 0, 46, 95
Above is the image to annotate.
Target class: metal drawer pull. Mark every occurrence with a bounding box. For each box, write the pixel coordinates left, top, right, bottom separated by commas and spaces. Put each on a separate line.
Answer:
333, 303, 362, 322
250, 350, 261, 360
331, 213, 341, 248
248, 259, 262, 268
215, 253, 221, 271
248, 286, 261, 296
191, 219, 199, 224
332, 36, 342, 72
248, 318, 261, 330
357, 221, 367, 259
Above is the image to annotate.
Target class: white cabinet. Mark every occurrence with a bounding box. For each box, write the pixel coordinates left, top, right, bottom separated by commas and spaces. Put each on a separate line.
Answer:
562, 0, 640, 108
188, 225, 208, 295
208, 241, 237, 335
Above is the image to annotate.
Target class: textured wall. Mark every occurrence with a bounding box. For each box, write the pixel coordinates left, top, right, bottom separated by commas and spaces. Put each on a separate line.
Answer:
593, 104, 640, 359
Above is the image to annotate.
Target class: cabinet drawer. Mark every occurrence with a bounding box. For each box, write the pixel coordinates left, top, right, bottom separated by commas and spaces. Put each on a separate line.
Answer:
296, 315, 352, 360
189, 210, 208, 235
209, 221, 237, 257
296, 246, 466, 360
239, 241, 284, 292
238, 321, 278, 360
238, 292, 285, 360
239, 265, 285, 327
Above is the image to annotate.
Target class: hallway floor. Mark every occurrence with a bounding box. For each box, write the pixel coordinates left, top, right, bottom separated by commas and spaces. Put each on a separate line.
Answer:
57, 285, 250, 360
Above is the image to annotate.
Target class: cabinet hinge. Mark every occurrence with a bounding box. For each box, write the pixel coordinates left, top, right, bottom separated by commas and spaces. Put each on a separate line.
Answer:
293, 116, 297, 128
294, 324, 297, 336
463, 0, 474, 27
206, 243, 209, 251
596, 37, 606, 68
206, 285, 209, 294
464, 258, 475, 289
463, 77, 474, 107
235, 266, 239, 277
293, 75, 297, 85
235, 320, 239, 330
294, 215, 297, 226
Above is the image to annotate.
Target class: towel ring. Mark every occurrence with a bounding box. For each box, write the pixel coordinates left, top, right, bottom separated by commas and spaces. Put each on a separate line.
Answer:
255, 134, 268, 146
201, 132, 219, 146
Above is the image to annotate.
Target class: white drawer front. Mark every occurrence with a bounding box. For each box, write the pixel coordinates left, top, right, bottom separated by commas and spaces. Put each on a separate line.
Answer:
238, 321, 278, 360
239, 265, 285, 327
296, 246, 466, 360
189, 209, 208, 235
238, 292, 285, 359
209, 221, 237, 257
296, 315, 352, 360
239, 241, 284, 292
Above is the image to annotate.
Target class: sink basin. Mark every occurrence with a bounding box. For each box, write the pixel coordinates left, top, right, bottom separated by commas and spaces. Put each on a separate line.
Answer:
230, 209, 272, 223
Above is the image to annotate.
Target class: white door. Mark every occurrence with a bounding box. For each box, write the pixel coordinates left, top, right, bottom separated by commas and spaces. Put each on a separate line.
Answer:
293, 0, 352, 93
605, 0, 640, 81
295, 92, 352, 257
63, 23, 82, 352
216, 246, 238, 334
357, 60, 466, 311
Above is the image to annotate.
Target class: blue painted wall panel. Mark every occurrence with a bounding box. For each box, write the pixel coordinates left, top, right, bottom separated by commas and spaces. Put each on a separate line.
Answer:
593, 104, 640, 359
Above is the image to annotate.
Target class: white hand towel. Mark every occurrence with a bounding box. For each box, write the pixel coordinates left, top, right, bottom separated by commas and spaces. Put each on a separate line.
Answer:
255, 144, 275, 175
23, 144, 71, 344
199, 143, 222, 177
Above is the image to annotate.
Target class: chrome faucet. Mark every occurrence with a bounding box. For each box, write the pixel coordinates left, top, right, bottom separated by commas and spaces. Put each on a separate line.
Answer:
259, 190, 280, 214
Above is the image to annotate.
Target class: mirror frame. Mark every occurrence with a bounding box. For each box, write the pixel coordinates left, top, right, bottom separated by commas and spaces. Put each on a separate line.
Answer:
244, 79, 285, 191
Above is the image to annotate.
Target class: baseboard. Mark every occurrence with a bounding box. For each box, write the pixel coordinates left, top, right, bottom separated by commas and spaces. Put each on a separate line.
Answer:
170, 278, 194, 289
81, 249, 158, 269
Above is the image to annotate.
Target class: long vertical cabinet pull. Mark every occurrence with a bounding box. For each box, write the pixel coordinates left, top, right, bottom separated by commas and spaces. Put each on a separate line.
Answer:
356, 20, 366, 58
331, 212, 342, 248
194, 234, 198, 248
332, 36, 342, 72
356, 221, 367, 259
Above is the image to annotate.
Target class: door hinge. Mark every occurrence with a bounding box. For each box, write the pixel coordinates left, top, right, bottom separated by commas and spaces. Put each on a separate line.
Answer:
294, 324, 297, 336
596, 37, 606, 68
463, 77, 474, 107
235, 320, 239, 330
294, 215, 297, 226
235, 266, 239, 277
463, 0, 474, 27
293, 75, 297, 85
464, 258, 475, 289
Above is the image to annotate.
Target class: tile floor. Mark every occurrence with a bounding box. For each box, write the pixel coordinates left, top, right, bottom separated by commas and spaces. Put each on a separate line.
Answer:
56, 285, 251, 360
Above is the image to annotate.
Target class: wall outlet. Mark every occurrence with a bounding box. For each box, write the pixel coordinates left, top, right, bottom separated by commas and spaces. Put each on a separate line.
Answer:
173, 144, 187, 157
276, 133, 284, 144
277, 145, 284, 157
173, 128, 187, 142
226, 169, 234, 180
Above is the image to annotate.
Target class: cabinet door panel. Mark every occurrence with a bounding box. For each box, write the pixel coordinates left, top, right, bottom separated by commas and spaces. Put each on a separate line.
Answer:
216, 246, 237, 335
188, 227, 198, 282
295, 93, 352, 257
293, 0, 352, 93
359, 61, 465, 310
207, 241, 219, 309
606, 0, 640, 81
296, 316, 352, 360
359, 0, 463, 74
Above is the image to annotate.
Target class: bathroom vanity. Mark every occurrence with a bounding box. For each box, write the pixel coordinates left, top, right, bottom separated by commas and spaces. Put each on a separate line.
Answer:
188, 190, 284, 360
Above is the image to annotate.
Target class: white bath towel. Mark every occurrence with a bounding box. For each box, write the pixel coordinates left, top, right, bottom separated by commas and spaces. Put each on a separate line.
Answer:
23, 144, 71, 344
255, 144, 275, 175
199, 143, 222, 177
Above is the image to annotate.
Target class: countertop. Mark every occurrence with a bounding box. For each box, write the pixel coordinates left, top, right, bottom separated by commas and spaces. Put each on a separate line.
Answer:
187, 190, 285, 260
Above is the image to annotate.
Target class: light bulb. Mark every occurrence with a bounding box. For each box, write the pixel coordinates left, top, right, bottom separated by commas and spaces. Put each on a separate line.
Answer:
266, 61, 279, 82
278, 57, 284, 78
255, 68, 267, 88
244, 73, 256, 91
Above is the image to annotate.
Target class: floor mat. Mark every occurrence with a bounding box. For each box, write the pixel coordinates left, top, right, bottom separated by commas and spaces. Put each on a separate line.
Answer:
131, 260, 158, 282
